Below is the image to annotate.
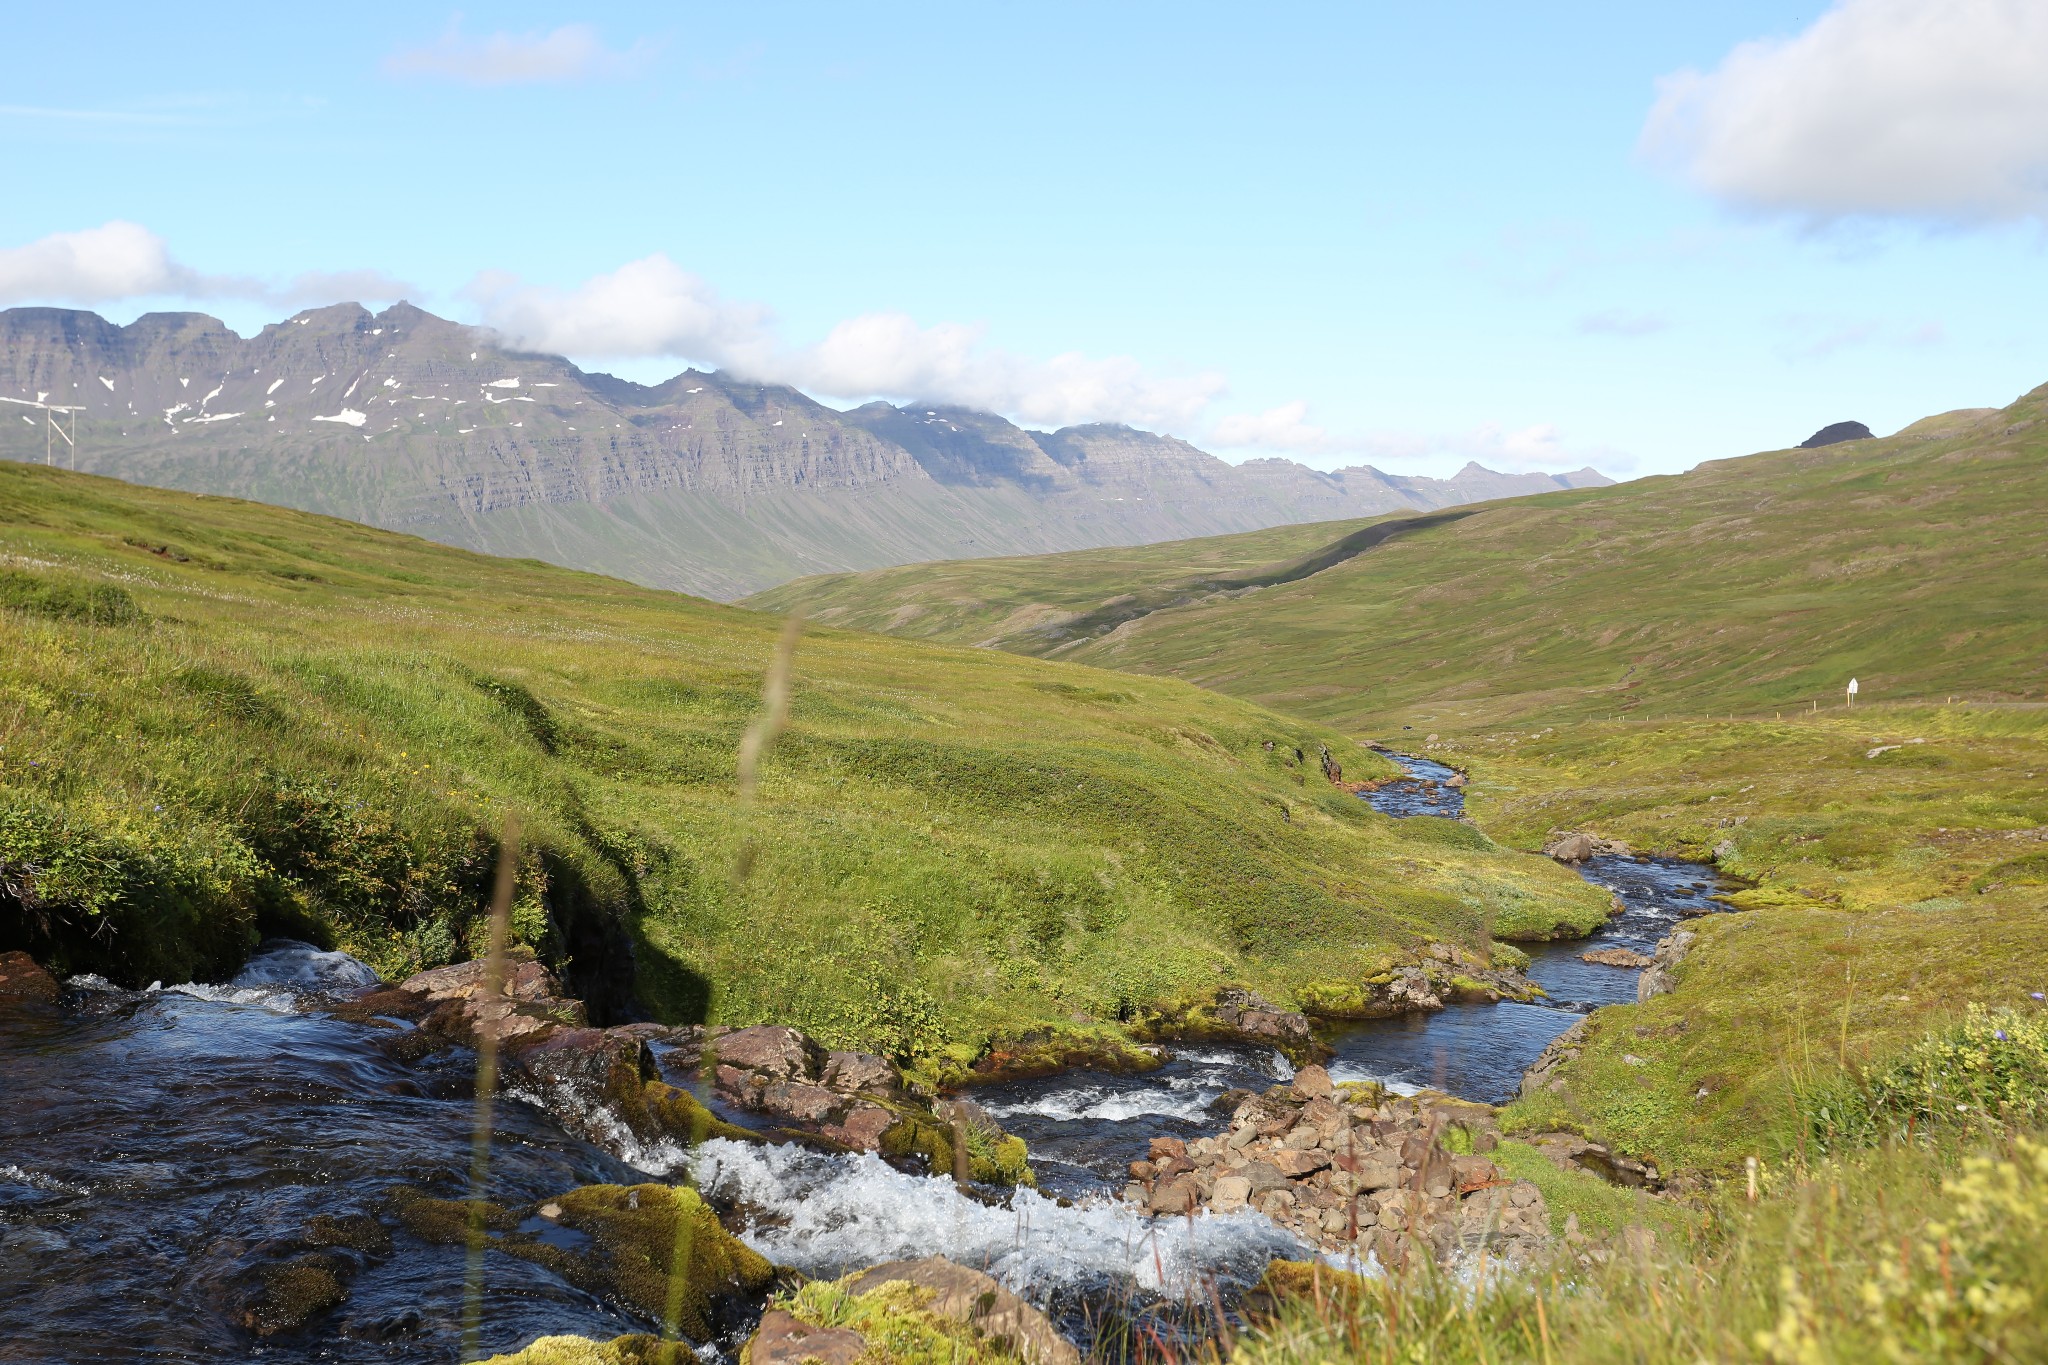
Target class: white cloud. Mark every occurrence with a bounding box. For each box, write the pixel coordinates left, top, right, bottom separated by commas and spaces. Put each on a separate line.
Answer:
0, 221, 413, 308
1206, 399, 1624, 474
384, 22, 648, 86
1643, 0, 2048, 223
0, 221, 190, 304
469, 253, 1226, 430
1210, 401, 1330, 451
464, 256, 777, 370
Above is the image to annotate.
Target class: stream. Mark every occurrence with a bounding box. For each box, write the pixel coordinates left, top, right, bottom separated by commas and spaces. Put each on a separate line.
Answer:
0, 752, 1730, 1361
1326, 749, 1735, 1100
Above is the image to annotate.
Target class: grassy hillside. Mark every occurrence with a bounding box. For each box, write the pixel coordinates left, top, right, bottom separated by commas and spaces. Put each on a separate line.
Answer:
0, 462, 1606, 1072
752, 388, 2048, 729
749, 388, 2048, 1171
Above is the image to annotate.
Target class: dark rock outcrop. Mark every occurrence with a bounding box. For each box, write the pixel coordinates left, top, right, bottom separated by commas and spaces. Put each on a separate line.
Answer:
1799, 421, 1872, 449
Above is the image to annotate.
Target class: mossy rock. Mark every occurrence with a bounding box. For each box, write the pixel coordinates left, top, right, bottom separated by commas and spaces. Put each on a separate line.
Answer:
388, 1186, 518, 1244
1243, 1258, 1375, 1321
1294, 980, 1373, 1015
970, 1133, 1034, 1187
239, 1254, 350, 1337
881, 1115, 956, 1179
961, 1027, 1164, 1084
526, 1184, 777, 1339
389, 1182, 774, 1340
1489, 940, 1531, 971
634, 1081, 762, 1145
1970, 851, 2048, 894
480, 1335, 668, 1365
765, 1274, 1042, 1365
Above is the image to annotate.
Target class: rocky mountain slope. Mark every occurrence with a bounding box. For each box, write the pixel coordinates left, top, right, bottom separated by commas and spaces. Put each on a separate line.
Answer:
0, 303, 1608, 598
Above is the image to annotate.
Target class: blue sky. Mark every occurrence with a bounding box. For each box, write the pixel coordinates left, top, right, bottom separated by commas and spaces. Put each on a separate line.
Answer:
3, 1, 2046, 478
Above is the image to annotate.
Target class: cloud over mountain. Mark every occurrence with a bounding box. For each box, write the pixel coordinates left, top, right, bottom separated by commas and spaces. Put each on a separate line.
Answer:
0, 222, 413, 309
468, 253, 1225, 430
1643, 0, 2048, 224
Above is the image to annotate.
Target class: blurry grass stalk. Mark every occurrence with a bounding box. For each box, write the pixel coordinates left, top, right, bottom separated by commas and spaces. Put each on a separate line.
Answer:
734, 612, 802, 883
653, 619, 799, 1358
461, 812, 522, 1362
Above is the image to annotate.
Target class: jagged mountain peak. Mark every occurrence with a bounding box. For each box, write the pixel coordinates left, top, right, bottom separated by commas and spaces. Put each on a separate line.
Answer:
0, 302, 1611, 598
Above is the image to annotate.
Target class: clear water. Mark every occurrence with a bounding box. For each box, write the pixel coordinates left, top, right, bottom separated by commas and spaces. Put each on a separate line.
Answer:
0, 944, 1305, 1361
973, 1044, 1297, 1201
0, 944, 650, 1363
1340, 751, 1738, 1102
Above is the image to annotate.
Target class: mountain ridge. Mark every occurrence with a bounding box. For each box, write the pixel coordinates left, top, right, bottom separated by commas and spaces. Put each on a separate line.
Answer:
0, 302, 1609, 598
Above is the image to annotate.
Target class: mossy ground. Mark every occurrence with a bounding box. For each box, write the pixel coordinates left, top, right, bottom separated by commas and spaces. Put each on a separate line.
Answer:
0, 463, 1601, 1061
1466, 708, 2048, 1175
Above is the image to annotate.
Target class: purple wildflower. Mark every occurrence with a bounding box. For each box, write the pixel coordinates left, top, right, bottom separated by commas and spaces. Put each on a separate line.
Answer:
2035, 993, 2046, 1002
1995, 1030, 2008, 1042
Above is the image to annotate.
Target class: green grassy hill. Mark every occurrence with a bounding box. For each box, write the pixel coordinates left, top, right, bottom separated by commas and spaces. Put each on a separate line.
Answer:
751, 388, 2048, 729
0, 461, 1605, 1073
751, 387, 2048, 1171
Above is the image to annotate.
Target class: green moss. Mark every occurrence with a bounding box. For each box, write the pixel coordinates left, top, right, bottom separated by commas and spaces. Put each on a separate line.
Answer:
387, 1186, 516, 1244
538, 1183, 776, 1338
1488, 940, 1530, 971
770, 1277, 1027, 1365
480, 1336, 667, 1365
1295, 980, 1373, 1016
881, 1116, 955, 1179
634, 1081, 762, 1146
242, 1255, 349, 1337
962, 1127, 1035, 1188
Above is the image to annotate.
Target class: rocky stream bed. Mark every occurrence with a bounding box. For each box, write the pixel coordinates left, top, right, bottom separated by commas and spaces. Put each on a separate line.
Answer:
0, 752, 1737, 1362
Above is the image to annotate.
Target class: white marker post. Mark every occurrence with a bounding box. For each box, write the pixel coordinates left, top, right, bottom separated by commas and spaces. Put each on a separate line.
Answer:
1846, 677, 1859, 708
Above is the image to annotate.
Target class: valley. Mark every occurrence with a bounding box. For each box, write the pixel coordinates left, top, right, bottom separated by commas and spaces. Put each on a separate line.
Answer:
0, 304, 1607, 600
2, 386, 2043, 1362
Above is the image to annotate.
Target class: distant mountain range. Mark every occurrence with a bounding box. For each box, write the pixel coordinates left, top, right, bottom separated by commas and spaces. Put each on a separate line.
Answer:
0, 303, 1611, 598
